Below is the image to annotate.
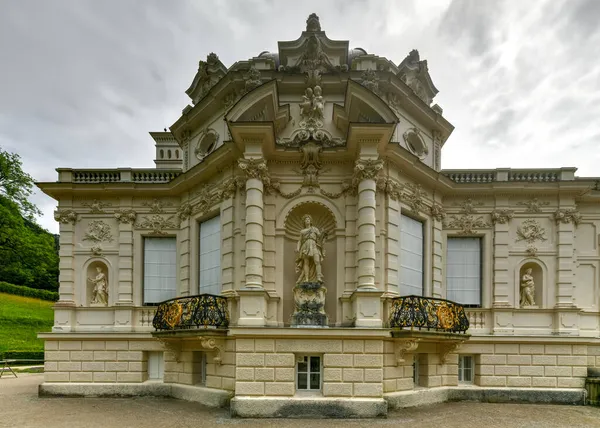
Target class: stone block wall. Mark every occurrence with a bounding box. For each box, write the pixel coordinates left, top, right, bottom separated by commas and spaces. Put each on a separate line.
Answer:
44, 339, 160, 383
463, 342, 591, 388
234, 338, 387, 398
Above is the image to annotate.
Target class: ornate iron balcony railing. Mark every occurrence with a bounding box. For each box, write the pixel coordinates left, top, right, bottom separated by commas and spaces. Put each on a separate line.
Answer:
389, 295, 470, 333
152, 294, 229, 331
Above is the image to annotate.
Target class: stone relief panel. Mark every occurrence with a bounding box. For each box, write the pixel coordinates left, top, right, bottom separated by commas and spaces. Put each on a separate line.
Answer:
514, 219, 549, 257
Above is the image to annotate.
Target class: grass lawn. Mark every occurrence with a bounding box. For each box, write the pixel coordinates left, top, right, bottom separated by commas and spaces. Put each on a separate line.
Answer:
0, 292, 54, 352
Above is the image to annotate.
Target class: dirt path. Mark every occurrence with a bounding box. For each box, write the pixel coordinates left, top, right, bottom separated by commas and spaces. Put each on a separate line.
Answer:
1, 374, 599, 428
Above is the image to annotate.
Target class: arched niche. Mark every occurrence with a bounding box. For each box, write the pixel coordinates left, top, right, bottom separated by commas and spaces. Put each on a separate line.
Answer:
517, 260, 545, 308
84, 259, 110, 307
281, 201, 339, 326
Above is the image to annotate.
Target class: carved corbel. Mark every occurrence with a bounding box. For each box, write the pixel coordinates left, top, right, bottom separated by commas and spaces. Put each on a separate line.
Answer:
199, 336, 225, 365
159, 339, 181, 363
395, 339, 420, 365
438, 340, 465, 365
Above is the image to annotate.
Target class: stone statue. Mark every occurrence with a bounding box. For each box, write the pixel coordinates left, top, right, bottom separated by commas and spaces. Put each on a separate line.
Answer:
300, 88, 314, 118
88, 266, 108, 305
312, 86, 324, 119
520, 268, 536, 307
295, 214, 326, 284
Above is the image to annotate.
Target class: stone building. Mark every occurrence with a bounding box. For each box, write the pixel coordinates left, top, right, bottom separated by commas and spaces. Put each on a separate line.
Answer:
38, 14, 600, 417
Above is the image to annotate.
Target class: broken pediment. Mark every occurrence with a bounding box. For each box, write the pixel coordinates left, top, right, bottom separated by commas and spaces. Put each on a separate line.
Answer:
278, 13, 349, 83
397, 50, 438, 105
186, 53, 228, 105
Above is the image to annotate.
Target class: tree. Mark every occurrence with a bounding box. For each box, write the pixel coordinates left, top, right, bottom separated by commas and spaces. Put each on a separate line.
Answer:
0, 147, 41, 219
0, 148, 58, 290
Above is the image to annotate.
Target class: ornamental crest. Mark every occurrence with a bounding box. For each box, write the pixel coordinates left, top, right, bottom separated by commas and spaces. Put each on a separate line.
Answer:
83, 220, 113, 243
135, 215, 178, 235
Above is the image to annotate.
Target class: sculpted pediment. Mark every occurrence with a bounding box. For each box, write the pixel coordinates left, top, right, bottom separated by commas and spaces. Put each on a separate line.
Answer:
186, 53, 228, 105
278, 13, 349, 85
397, 50, 438, 106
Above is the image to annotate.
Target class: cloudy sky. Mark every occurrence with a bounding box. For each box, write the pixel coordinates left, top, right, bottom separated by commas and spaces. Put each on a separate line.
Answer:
1, 0, 599, 233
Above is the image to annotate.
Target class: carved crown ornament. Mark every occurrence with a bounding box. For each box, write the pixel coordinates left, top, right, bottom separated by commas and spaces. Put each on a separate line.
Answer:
54, 209, 79, 225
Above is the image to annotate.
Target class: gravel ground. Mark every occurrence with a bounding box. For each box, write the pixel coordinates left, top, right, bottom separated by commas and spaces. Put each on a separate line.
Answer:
1, 374, 600, 428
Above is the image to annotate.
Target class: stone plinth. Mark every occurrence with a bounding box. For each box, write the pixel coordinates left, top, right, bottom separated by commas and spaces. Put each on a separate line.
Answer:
291, 282, 328, 327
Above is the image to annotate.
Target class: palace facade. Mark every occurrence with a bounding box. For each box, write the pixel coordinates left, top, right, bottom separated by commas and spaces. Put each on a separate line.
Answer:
38, 14, 600, 417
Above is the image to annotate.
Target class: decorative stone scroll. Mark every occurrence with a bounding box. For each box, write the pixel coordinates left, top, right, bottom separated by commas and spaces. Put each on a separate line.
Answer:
439, 340, 464, 365
199, 337, 225, 365
395, 339, 420, 365
376, 176, 403, 201
54, 209, 79, 225
430, 203, 446, 222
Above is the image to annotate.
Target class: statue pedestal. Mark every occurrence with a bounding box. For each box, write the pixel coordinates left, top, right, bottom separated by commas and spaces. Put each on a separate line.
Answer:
291, 282, 328, 327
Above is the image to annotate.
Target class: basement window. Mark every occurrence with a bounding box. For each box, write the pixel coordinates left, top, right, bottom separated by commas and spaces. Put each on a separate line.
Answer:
458, 355, 474, 383
296, 356, 321, 391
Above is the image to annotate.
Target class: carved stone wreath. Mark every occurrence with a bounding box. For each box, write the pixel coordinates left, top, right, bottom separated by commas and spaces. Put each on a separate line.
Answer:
83, 220, 114, 243
516, 219, 547, 256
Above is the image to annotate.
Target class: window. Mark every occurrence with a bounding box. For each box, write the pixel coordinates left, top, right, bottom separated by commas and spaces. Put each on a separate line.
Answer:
147, 352, 164, 380
143, 237, 177, 304
458, 355, 474, 383
199, 215, 221, 295
400, 214, 424, 296
296, 356, 321, 391
446, 237, 482, 306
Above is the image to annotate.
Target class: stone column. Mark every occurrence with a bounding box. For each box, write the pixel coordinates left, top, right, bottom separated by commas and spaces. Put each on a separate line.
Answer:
53, 207, 78, 332
236, 156, 269, 326
351, 157, 385, 327
113, 203, 135, 332
554, 205, 580, 335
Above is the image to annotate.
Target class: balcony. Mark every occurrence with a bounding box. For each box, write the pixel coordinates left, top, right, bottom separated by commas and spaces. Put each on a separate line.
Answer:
152, 294, 229, 331
389, 295, 470, 333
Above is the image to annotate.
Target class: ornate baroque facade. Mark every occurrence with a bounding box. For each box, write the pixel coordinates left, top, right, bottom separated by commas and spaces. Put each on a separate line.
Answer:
39, 14, 600, 417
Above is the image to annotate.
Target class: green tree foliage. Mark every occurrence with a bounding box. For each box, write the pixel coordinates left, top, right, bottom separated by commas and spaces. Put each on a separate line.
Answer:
0, 148, 58, 291
0, 147, 41, 219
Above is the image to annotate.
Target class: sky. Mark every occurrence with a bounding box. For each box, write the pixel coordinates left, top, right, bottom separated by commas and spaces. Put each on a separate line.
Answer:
1, 0, 599, 234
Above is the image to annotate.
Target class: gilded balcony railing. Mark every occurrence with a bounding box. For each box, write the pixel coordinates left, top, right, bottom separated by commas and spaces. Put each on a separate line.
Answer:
152, 294, 229, 331
389, 295, 470, 333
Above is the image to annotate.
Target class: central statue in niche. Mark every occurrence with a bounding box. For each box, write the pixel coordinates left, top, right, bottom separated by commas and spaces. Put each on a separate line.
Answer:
292, 214, 329, 327
295, 214, 326, 283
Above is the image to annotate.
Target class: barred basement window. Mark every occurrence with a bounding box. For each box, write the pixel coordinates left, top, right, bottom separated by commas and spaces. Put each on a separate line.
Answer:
413, 355, 420, 386
458, 355, 474, 383
296, 356, 321, 391
147, 351, 164, 380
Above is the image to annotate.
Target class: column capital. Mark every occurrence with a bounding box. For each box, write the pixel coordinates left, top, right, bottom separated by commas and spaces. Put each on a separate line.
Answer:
353, 158, 384, 183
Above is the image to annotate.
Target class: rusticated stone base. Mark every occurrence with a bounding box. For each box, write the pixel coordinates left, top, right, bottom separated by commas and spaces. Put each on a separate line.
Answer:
39, 382, 233, 408
230, 396, 387, 418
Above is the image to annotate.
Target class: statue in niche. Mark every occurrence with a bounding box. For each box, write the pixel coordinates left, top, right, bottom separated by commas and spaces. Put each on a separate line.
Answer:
520, 268, 536, 307
295, 214, 327, 284
88, 266, 108, 306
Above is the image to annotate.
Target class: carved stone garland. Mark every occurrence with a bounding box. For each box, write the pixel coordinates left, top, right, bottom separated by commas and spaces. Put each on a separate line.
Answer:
517, 197, 550, 213
554, 208, 581, 226
491, 209, 514, 224
402, 183, 426, 214
430, 203, 446, 222
82, 199, 111, 214
135, 215, 179, 235
114, 209, 137, 224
